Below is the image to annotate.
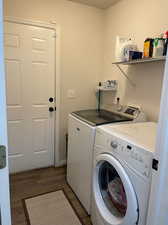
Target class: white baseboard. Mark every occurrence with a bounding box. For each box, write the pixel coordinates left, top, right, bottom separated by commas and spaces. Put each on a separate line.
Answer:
55, 159, 67, 167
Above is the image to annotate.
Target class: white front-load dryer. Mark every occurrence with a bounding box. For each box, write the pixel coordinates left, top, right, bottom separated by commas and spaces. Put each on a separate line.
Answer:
91, 122, 157, 225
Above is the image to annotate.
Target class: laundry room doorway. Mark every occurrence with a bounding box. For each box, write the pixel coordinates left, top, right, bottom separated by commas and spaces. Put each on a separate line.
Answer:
4, 19, 57, 173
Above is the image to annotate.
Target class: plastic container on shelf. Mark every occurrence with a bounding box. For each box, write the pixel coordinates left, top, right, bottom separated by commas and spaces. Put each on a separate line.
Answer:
128, 51, 143, 60
120, 39, 138, 61
115, 36, 129, 62
143, 38, 154, 58
115, 36, 138, 62
153, 38, 164, 58
163, 31, 168, 56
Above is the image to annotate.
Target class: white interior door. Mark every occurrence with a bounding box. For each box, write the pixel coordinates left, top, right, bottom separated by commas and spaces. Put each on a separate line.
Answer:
4, 21, 55, 173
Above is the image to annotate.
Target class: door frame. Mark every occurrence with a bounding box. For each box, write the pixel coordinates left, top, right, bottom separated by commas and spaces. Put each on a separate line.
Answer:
146, 54, 168, 225
0, 6, 11, 225
4, 16, 61, 167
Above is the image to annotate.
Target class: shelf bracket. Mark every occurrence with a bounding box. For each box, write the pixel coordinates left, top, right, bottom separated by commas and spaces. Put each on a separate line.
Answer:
116, 64, 136, 87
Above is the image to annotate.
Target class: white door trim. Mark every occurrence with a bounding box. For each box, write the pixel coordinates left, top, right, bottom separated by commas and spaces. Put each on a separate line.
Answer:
4, 17, 61, 167
4, 16, 55, 30
0, 7, 11, 225
146, 55, 168, 225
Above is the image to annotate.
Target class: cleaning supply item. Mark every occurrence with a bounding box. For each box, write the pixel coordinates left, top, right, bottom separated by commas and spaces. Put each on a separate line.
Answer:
115, 36, 138, 62
120, 39, 138, 61
143, 38, 154, 58
163, 31, 168, 56
128, 51, 143, 60
153, 38, 164, 58
116, 97, 122, 111
123, 39, 138, 61
115, 36, 129, 62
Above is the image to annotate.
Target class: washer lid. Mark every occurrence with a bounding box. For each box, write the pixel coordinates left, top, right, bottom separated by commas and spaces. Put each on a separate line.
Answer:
71, 109, 132, 126
93, 153, 139, 225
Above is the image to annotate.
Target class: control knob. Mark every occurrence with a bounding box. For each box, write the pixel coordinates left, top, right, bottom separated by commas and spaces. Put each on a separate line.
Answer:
110, 141, 118, 149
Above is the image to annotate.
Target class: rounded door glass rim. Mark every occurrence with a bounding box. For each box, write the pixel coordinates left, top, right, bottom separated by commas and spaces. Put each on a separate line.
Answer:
98, 161, 127, 218
93, 153, 138, 225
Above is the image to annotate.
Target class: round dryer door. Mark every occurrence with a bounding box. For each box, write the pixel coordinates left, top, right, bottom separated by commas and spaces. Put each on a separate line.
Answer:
93, 153, 139, 225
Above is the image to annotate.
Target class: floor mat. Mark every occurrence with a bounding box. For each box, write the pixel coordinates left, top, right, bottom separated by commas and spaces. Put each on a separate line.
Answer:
24, 190, 82, 225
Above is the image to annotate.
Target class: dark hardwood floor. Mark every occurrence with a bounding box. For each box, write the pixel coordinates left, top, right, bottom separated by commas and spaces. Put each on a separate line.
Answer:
10, 166, 92, 225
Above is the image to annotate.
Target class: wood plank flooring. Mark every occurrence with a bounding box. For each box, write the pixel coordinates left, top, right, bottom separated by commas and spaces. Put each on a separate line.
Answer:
10, 166, 92, 225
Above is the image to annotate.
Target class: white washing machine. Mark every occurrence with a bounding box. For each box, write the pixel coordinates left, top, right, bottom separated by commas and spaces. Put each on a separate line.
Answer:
67, 106, 146, 214
91, 122, 157, 225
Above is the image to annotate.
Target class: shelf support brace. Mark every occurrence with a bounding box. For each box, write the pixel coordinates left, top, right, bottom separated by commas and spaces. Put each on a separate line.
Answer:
116, 64, 136, 87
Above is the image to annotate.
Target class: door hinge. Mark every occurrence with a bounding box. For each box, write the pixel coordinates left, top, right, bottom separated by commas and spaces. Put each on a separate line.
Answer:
152, 158, 159, 171
0, 145, 6, 169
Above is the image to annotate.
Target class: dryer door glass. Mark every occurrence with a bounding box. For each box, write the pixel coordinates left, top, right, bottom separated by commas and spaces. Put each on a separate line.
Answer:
99, 161, 127, 218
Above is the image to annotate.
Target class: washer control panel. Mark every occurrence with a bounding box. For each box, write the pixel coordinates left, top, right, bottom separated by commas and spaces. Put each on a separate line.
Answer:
108, 138, 152, 178
94, 128, 153, 179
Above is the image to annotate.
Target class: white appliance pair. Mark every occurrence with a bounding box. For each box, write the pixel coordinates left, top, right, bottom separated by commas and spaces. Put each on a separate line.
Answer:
92, 122, 157, 225
67, 106, 146, 214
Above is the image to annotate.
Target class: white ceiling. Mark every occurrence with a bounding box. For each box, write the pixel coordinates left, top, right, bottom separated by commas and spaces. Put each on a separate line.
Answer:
67, 0, 120, 9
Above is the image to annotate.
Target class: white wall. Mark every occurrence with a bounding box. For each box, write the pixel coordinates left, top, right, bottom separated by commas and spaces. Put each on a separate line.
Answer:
4, 0, 104, 161
102, 0, 167, 121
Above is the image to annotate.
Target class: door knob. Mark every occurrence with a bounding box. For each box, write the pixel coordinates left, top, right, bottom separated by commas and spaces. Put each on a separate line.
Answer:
49, 107, 54, 112
49, 97, 54, 103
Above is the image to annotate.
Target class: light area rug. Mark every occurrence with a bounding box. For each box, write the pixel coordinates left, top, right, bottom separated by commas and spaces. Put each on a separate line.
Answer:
24, 190, 82, 225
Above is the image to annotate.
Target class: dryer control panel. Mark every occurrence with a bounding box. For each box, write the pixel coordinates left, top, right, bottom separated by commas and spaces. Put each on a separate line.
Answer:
94, 129, 153, 179
107, 137, 153, 179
